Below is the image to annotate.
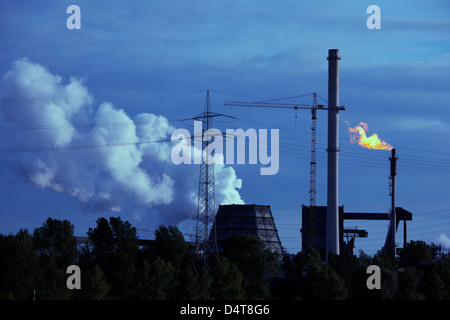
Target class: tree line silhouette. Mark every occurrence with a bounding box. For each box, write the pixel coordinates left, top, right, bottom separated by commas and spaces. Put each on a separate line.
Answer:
1, 216, 449, 300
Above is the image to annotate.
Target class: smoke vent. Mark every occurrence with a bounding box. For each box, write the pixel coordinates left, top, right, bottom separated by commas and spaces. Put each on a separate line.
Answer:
210, 204, 283, 254
326, 48, 341, 257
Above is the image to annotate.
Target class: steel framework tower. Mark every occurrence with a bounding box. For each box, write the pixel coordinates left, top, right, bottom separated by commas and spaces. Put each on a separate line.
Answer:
195, 90, 219, 269
309, 93, 318, 247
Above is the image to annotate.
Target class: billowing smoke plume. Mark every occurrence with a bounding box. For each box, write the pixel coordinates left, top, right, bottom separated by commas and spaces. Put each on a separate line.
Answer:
437, 234, 450, 251
0, 58, 243, 226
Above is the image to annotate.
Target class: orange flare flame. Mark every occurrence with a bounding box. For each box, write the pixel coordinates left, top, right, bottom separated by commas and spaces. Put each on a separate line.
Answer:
345, 121, 393, 150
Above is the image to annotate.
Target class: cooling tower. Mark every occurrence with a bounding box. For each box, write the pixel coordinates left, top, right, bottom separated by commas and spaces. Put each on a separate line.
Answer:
210, 204, 283, 255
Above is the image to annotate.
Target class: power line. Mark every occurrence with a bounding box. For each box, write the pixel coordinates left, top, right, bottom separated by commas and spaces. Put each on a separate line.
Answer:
0, 137, 173, 153
1, 89, 206, 102
1, 111, 450, 175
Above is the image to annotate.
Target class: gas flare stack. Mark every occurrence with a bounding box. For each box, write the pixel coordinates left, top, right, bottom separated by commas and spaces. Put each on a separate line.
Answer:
388, 148, 398, 255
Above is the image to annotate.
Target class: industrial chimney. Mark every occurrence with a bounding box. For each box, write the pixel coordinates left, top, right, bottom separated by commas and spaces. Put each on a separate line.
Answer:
326, 49, 341, 258
389, 148, 398, 255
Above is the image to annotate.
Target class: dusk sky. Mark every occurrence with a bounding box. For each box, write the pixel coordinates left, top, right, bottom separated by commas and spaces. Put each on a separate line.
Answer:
1, 0, 449, 255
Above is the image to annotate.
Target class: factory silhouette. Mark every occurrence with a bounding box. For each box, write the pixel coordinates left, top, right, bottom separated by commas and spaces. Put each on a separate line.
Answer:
4, 49, 449, 301
78, 49, 414, 261
187, 49, 413, 262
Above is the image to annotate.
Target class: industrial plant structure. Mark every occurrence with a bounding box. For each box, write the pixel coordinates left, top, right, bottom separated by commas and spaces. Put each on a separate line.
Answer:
201, 49, 408, 261
70, 49, 415, 267
210, 204, 284, 255
326, 49, 341, 258
301, 205, 412, 259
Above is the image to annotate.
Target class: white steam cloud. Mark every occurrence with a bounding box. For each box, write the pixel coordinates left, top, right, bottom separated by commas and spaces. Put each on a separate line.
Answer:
0, 58, 244, 226
437, 233, 450, 251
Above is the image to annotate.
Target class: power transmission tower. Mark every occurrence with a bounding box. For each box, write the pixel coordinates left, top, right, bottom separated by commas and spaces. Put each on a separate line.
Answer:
180, 90, 234, 271
194, 90, 219, 270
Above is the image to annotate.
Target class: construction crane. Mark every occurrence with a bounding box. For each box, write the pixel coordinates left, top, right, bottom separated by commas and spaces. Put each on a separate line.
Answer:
224, 93, 345, 248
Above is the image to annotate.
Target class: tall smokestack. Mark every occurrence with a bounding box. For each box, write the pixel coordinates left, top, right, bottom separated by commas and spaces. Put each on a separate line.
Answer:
389, 148, 398, 255
326, 49, 341, 258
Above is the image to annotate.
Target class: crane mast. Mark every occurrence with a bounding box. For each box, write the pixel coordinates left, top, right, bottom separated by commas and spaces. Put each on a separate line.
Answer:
310, 93, 318, 208
309, 94, 318, 247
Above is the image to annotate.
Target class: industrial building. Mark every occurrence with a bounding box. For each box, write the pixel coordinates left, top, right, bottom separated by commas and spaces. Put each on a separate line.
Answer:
301, 205, 413, 259
210, 204, 284, 255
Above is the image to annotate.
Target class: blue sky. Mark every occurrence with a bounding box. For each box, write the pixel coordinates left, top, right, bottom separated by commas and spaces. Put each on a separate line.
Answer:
0, 0, 449, 255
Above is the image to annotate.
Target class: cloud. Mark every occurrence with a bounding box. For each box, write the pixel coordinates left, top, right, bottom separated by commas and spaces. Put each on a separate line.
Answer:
394, 117, 448, 131
0, 58, 244, 226
214, 154, 244, 205
437, 233, 450, 251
